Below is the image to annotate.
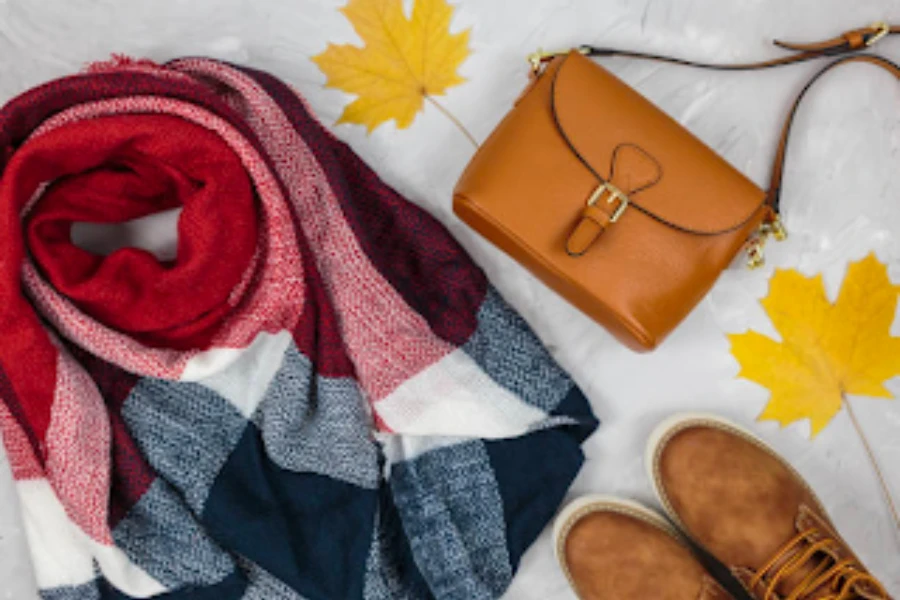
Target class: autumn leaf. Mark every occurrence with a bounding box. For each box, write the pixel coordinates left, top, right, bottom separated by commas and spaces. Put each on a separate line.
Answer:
312, 0, 471, 132
729, 253, 900, 436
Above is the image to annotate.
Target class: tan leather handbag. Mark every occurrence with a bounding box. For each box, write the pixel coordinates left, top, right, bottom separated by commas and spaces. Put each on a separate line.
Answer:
454, 22, 898, 351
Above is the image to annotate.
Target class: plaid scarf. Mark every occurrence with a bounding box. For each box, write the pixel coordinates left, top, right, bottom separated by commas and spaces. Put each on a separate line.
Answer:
0, 57, 598, 600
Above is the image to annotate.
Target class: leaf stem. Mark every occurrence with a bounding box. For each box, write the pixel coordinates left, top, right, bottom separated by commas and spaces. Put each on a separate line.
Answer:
845, 396, 900, 532
425, 95, 479, 150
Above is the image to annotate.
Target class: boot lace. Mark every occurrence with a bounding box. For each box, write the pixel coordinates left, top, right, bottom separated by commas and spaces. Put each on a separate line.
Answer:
749, 528, 889, 600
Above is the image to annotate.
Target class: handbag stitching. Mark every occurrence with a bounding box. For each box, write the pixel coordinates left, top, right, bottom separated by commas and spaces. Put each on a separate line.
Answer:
549, 53, 767, 236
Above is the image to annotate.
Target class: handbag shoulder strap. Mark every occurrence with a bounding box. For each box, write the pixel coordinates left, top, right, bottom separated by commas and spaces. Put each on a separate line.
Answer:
578, 22, 898, 71
534, 22, 899, 216
764, 54, 899, 213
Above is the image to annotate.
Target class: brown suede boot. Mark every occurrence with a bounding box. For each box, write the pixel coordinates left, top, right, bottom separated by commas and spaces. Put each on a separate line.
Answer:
648, 414, 893, 600
554, 496, 734, 599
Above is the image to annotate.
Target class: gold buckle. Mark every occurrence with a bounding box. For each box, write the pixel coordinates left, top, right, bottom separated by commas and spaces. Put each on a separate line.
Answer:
866, 21, 890, 47
587, 182, 630, 223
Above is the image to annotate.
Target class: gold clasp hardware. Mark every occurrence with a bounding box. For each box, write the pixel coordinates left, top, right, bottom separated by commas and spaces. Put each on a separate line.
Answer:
747, 240, 766, 270
528, 47, 589, 74
587, 182, 630, 223
866, 21, 890, 47
768, 217, 788, 242
757, 215, 788, 242
746, 215, 788, 269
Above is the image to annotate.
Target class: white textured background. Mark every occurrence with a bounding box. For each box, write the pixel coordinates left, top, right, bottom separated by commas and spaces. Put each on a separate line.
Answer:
1, 1, 899, 598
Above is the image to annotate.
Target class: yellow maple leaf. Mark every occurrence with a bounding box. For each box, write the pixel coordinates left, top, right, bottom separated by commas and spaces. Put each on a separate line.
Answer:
729, 253, 900, 437
312, 0, 470, 132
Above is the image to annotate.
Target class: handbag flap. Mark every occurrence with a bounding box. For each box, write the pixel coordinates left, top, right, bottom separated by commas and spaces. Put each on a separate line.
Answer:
551, 52, 765, 234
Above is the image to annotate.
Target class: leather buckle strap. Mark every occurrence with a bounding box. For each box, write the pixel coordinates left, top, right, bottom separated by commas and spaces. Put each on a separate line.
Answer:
565, 183, 629, 257
564, 144, 662, 257
774, 21, 894, 53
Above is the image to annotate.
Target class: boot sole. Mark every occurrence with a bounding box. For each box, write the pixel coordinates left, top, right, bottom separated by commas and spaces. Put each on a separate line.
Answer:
552, 495, 685, 595
644, 412, 829, 535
